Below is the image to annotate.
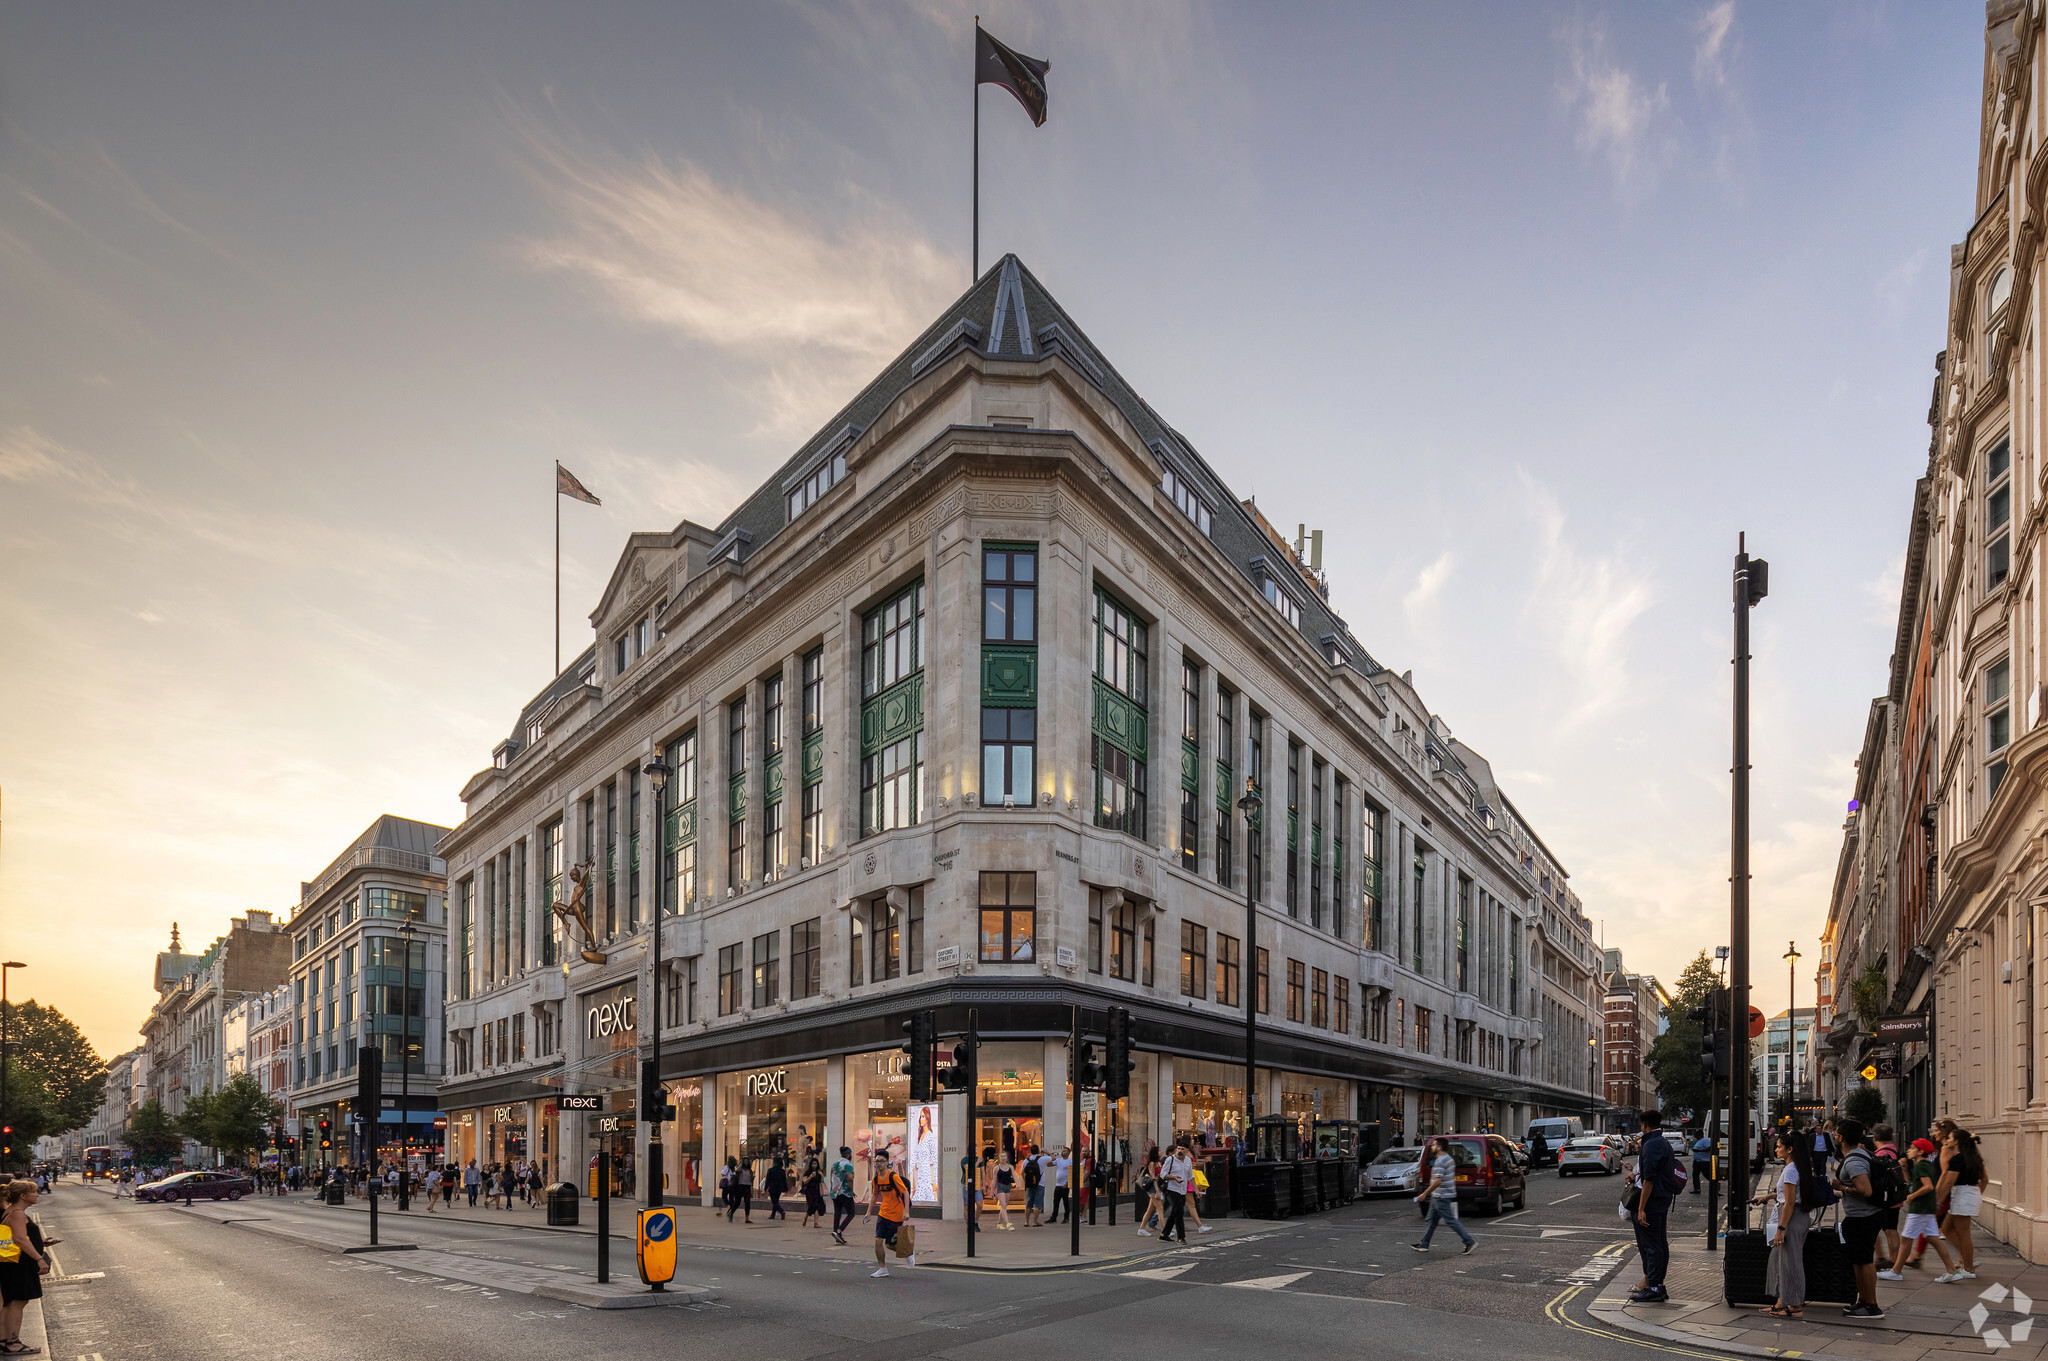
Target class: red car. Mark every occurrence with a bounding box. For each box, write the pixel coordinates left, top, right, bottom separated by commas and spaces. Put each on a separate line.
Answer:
135, 1170, 254, 1203
1441, 1133, 1528, 1216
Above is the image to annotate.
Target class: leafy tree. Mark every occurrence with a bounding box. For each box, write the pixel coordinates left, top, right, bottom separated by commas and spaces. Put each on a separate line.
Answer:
1646, 952, 1758, 1124
1844, 1084, 1887, 1127
180, 1074, 282, 1166
122, 1098, 184, 1164
1, 1002, 105, 1134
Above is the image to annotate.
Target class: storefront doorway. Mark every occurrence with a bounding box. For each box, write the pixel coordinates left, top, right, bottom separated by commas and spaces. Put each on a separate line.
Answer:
1173, 1057, 1246, 1151
717, 1061, 826, 1194
586, 1105, 636, 1198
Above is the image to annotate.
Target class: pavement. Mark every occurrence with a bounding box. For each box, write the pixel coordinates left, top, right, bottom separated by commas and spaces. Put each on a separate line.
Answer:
1591, 1172, 2041, 1360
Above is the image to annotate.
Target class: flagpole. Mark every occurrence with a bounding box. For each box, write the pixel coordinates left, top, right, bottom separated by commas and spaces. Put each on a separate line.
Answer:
972, 17, 980, 283
554, 462, 561, 678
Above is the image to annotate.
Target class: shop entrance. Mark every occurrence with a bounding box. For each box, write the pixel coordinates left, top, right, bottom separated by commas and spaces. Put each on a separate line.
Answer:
973, 1109, 1044, 1164
586, 1113, 636, 1198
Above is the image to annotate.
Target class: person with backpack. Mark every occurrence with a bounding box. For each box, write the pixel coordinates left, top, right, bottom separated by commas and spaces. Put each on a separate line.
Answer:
1832, 1120, 1888, 1319
1022, 1144, 1044, 1227
1872, 1125, 1903, 1267
1762, 1128, 1819, 1318
863, 1149, 914, 1277
1628, 1110, 1681, 1303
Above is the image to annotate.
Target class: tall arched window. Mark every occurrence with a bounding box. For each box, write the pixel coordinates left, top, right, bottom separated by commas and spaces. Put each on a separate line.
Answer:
1986, 266, 2013, 371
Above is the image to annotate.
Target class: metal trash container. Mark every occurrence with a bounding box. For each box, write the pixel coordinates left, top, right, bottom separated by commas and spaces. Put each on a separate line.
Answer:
546, 1181, 580, 1227
324, 1181, 345, 1206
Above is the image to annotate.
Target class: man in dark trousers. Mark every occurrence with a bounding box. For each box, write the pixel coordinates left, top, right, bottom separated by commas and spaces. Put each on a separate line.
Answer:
1630, 1110, 1678, 1304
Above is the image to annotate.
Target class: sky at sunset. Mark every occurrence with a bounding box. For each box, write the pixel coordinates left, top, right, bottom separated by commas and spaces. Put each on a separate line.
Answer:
0, 2, 1984, 1059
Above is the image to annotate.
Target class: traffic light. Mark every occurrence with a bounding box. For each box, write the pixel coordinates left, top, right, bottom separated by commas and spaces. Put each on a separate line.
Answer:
900, 1010, 935, 1102
319, 1118, 332, 1149
1105, 1007, 1135, 1101
1076, 1039, 1103, 1091
639, 1057, 675, 1120
1700, 987, 1730, 1081
938, 1041, 972, 1093
357, 1044, 382, 1144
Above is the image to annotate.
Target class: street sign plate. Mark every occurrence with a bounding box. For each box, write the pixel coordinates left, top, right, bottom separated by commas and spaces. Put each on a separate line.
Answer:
1872, 1014, 1929, 1042
1056, 946, 1077, 970
1080, 1091, 1099, 1113
1860, 1064, 1878, 1081
935, 945, 960, 970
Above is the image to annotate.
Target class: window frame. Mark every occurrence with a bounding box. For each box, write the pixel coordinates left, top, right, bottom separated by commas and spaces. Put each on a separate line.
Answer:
978, 871, 1037, 963
1987, 656, 2013, 798
1987, 436, 2013, 591
1180, 921, 1208, 999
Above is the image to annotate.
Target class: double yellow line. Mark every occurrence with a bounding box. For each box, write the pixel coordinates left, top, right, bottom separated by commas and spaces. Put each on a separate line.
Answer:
1543, 1237, 1793, 1359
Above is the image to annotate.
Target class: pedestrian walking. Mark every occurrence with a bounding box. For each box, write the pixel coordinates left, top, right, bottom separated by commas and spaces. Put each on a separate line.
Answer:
1690, 1132, 1713, 1194
464, 1160, 480, 1208
1758, 1129, 1816, 1318
992, 1150, 1015, 1230
527, 1163, 546, 1211
1051, 1146, 1073, 1224
483, 1163, 502, 1211
424, 1166, 441, 1213
1872, 1125, 1904, 1267
1022, 1144, 1044, 1228
1134, 1148, 1164, 1237
1882, 1138, 1958, 1279
731, 1159, 754, 1223
1832, 1119, 1887, 1318
1158, 1143, 1194, 1245
1411, 1137, 1476, 1254
1934, 1123, 1983, 1282
829, 1146, 857, 1245
863, 1150, 914, 1277
443, 1165, 456, 1208
800, 1158, 826, 1230
1182, 1155, 1212, 1234
1628, 1110, 1678, 1302
765, 1155, 788, 1220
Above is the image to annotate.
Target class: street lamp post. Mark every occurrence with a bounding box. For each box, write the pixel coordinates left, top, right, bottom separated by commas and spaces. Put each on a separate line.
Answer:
0, 963, 22, 1171
1729, 536, 1768, 1233
1783, 942, 1802, 1110
1237, 779, 1263, 1144
397, 910, 419, 1211
1588, 1034, 1598, 1122
642, 751, 671, 1211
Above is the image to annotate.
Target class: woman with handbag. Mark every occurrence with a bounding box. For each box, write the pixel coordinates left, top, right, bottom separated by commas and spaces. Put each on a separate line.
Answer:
1135, 1149, 1165, 1237
0, 1179, 50, 1355
1935, 1127, 1983, 1282
1759, 1129, 1818, 1318
1182, 1153, 1213, 1234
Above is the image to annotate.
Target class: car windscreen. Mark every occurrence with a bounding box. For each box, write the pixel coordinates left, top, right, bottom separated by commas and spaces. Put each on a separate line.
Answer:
1443, 1139, 1485, 1167
1370, 1149, 1422, 1165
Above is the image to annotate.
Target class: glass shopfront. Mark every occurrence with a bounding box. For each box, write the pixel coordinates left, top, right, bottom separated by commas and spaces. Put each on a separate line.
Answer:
488, 1103, 528, 1164
845, 1048, 909, 1199
973, 1042, 1045, 1169
1173, 1057, 1246, 1150
1281, 1073, 1352, 1161
669, 1079, 705, 1197
1416, 1091, 1443, 1139
717, 1060, 827, 1193
587, 1090, 636, 1198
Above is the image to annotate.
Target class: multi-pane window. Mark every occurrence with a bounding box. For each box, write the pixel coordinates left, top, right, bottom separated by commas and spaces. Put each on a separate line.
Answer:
1988, 657, 2013, 798
861, 582, 926, 836
1287, 958, 1306, 1023
1309, 758, 1325, 930
1988, 437, 2013, 590
1456, 875, 1472, 992
849, 912, 864, 988
1311, 968, 1329, 1029
542, 819, 564, 966
457, 877, 473, 1000
665, 730, 697, 913
870, 896, 901, 982
1411, 848, 1426, 974
1362, 802, 1384, 952
791, 918, 821, 1000
786, 449, 848, 521
1262, 573, 1302, 628
1180, 921, 1208, 999
1091, 588, 1149, 838
1180, 659, 1200, 870
1334, 976, 1351, 1034
801, 648, 824, 864
1286, 741, 1301, 915
762, 674, 785, 876
978, 871, 1036, 963
1415, 1005, 1432, 1053
728, 698, 749, 885
1987, 267, 2013, 376
1160, 464, 1213, 535
625, 774, 640, 931
603, 782, 618, 936
1256, 947, 1271, 1015
982, 709, 1035, 805
751, 931, 780, 1009
983, 547, 1037, 642
718, 944, 743, 1015
1215, 932, 1240, 1007
1215, 686, 1234, 886
1331, 776, 1346, 940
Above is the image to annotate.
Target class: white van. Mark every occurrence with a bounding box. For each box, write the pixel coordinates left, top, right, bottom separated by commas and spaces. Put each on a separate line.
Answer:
1525, 1117, 1584, 1165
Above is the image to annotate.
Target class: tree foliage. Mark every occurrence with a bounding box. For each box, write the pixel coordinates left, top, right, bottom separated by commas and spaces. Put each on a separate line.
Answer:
179, 1073, 283, 1166
4, 1001, 107, 1134
122, 1098, 184, 1164
1645, 951, 1756, 1124
1844, 1084, 1887, 1127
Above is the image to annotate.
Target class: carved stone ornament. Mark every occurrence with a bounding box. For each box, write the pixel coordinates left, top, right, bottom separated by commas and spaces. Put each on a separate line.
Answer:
863, 851, 878, 876
880, 538, 898, 565
632, 560, 647, 587
1121, 547, 1136, 573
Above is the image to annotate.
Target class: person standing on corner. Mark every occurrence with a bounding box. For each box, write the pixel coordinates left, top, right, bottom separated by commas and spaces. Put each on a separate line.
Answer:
1159, 1143, 1194, 1246
1628, 1109, 1677, 1304
1051, 1146, 1073, 1225
1832, 1119, 1886, 1319
1411, 1137, 1476, 1255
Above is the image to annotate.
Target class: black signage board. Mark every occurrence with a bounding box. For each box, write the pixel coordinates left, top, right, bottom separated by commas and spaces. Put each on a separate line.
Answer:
1872, 1015, 1929, 1043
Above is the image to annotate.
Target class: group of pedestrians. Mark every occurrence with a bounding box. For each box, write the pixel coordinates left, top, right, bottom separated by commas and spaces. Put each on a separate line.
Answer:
1133, 1144, 1210, 1244
1747, 1115, 1987, 1322
962, 1144, 1076, 1230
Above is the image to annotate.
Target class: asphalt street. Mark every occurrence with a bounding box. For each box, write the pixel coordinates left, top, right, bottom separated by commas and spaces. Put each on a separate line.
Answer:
34, 1165, 1710, 1361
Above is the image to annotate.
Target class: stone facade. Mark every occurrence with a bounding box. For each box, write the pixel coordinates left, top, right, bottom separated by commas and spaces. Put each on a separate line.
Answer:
437, 255, 1608, 1207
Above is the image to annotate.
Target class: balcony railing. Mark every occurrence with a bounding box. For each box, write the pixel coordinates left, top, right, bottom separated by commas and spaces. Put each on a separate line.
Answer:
301, 845, 445, 907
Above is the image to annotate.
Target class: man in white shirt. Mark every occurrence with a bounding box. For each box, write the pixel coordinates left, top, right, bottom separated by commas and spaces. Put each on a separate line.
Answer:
1160, 1144, 1195, 1244
1051, 1148, 1073, 1224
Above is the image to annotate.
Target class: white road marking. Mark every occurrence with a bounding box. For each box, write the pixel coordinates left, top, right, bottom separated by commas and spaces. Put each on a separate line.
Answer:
1123, 1263, 1196, 1280
1541, 1229, 1586, 1238
1552, 1194, 1581, 1203
1281, 1263, 1385, 1277
1224, 1271, 1312, 1290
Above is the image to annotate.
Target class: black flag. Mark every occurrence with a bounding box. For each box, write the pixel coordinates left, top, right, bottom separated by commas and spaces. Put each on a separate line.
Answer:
977, 25, 1049, 127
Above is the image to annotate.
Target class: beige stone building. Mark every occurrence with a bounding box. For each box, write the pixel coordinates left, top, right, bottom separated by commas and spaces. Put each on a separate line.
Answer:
436, 255, 1606, 1209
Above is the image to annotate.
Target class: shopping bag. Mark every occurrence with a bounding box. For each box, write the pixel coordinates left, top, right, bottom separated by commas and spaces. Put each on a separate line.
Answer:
895, 1222, 916, 1258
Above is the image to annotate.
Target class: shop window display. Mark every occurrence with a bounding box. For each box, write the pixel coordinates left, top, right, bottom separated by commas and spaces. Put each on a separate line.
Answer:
717, 1061, 827, 1199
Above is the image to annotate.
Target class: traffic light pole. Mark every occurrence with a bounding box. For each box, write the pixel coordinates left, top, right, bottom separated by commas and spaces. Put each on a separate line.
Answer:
1070, 1004, 1083, 1260
965, 1009, 979, 1262
1728, 539, 1766, 1235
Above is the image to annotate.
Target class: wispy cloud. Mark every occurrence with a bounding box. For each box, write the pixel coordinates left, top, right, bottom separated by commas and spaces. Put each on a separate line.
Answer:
1863, 548, 1905, 628
1403, 551, 1456, 623
1693, 2, 1736, 90
1557, 14, 1672, 198
1521, 473, 1654, 728
1877, 247, 1929, 316
505, 109, 962, 439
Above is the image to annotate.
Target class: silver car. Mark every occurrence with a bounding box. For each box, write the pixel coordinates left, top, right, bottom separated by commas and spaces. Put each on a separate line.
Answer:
1557, 1135, 1621, 1176
1364, 1146, 1424, 1195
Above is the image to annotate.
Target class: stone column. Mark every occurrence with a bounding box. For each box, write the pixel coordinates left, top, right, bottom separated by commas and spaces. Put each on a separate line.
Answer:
1155, 1054, 1175, 1153
825, 1055, 846, 1170
700, 1073, 720, 1208
940, 1087, 966, 1223
1043, 1037, 1069, 1162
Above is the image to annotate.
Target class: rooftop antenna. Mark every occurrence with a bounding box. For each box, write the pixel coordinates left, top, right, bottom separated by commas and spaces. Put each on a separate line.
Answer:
1310, 529, 1323, 572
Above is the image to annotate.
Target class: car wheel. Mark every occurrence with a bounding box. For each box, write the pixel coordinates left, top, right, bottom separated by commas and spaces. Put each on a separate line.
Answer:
226, 1190, 242, 1201
1484, 1195, 1502, 1216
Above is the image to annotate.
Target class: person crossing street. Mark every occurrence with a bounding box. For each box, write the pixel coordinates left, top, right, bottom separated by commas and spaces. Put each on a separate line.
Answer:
863, 1149, 914, 1278
1412, 1137, 1476, 1254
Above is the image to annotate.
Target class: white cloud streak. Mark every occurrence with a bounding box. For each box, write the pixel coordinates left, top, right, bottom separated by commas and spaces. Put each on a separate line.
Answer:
1557, 14, 1672, 197
1521, 473, 1654, 728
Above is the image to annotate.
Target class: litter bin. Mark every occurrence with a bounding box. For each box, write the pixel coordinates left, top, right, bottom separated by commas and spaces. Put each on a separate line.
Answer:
546, 1181, 580, 1227
324, 1181, 345, 1206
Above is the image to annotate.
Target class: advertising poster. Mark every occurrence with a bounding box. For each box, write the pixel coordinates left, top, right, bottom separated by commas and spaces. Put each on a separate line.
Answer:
907, 1102, 940, 1205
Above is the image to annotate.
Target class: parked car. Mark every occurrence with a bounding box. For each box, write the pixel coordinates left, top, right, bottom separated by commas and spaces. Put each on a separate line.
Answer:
1557, 1135, 1622, 1176
1364, 1146, 1425, 1196
136, 1170, 255, 1203
1442, 1133, 1526, 1215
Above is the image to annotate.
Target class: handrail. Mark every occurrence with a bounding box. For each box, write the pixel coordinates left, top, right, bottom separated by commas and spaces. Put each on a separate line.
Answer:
301, 845, 446, 908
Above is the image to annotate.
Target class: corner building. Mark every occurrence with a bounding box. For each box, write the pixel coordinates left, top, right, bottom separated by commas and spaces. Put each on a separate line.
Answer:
438, 256, 1601, 1211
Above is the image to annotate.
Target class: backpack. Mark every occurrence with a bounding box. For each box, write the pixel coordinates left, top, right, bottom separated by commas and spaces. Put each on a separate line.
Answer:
1867, 1150, 1909, 1210
1023, 1158, 1041, 1188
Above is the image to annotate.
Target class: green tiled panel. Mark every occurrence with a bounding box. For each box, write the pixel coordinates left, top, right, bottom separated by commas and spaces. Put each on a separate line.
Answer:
1180, 740, 1199, 792
765, 753, 785, 803
802, 731, 824, 786
981, 645, 1038, 707
1091, 677, 1148, 758
1362, 859, 1382, 899
729, 773, 746, 822
861, 673, 925, 756
1288, 809, 1298, 852
667, 801, 697, 850
1216, 762, 1233, 812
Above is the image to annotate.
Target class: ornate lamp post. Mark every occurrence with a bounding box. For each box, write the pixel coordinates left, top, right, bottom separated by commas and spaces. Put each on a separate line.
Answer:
1237, 778, 1263, 1142
1783, 941, 1802, 1107
641, 751, 671, 1210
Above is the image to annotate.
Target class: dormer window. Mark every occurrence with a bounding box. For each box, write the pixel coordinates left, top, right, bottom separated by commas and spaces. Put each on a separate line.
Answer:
1160, 465, 1213, 535
525, 717, 544, 748
786, 450, 847, 522
1261, 573, 1302, 629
